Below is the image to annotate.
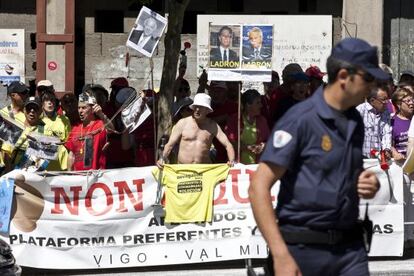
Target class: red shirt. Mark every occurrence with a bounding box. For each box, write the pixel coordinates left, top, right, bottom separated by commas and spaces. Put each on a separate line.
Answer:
65, 120, 107, 171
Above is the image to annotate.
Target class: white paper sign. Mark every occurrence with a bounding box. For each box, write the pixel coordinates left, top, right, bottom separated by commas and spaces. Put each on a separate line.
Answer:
126, 6, 167, 58
0, 29, 25, 85
25, 133, 61, 160
121, 95, 151, 133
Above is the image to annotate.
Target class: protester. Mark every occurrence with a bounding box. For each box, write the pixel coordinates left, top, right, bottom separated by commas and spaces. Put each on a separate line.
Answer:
60, 93, 81, 126
0, 81, 29, 169
225, 89, 269, 164
209, 26, 239, 68
36, 79, 55, 96
7, 97, 68, 172
173, 78, 191, 103
249, 37, 385, 275
357, 87, 392, 158
1, 81, 28, 126
208, 81, 237, 162
261, 71, 280, 128
391, 88, 414, 161
107, 77, 129, 120
172, 96, 193, 125
122, 89, 156, 167
41, 91, 71, 142
89, 84, 110, 115
305, 65, 326, 95
106, 87, 135, 168
272, 71, 310, 123
157, 93, 235, 166
399, 70, 414, 86
65, 93, 108, 170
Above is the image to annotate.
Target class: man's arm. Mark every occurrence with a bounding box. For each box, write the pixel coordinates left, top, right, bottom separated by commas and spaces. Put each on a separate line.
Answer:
156, 120, 184, 167
215, 124, 235, 164
249, 162, 302, 276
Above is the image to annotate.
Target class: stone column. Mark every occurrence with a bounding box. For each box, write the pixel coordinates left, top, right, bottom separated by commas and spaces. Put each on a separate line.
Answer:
342, 0, 384, 61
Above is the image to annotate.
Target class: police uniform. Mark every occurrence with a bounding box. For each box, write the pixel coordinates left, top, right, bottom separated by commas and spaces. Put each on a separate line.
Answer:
261, 87, 369, 275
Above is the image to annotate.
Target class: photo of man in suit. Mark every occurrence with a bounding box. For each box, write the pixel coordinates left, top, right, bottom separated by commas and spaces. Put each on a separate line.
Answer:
128, 17, 160, 55
209, 26, 240, 69
242, 26, 272, 68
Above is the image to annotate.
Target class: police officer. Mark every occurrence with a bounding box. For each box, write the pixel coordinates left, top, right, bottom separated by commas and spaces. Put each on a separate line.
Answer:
249, 37, 388, 276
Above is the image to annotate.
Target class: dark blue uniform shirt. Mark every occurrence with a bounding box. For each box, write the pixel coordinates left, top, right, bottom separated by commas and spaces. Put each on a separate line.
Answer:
261, 87, 364, 230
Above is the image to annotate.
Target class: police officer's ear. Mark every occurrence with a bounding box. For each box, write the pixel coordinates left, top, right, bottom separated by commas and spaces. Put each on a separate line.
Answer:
337, 68, 350, 88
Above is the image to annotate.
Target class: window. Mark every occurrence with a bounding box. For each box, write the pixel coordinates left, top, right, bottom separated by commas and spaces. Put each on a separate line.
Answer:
95, 10, 124, 33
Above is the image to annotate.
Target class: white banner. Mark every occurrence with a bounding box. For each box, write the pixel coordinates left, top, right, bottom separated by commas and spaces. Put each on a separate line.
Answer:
0, 161, 404, 269
362, 159, 404, 256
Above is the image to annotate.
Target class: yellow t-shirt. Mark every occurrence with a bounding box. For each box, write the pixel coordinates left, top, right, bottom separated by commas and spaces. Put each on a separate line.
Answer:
42, 114, 71, 142
153, 164, 230, 223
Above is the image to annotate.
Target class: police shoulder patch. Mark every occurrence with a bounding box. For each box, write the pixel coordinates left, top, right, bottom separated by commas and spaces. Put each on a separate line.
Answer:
273, 130, 292, 148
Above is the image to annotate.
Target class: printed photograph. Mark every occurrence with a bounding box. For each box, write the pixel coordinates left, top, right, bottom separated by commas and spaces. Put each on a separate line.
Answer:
126, 6, 167, 57
241, 25, 273, 70
209, 24, 241, 69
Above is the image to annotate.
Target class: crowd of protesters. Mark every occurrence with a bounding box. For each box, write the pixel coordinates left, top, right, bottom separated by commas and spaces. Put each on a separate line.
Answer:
0, 61, 412, 174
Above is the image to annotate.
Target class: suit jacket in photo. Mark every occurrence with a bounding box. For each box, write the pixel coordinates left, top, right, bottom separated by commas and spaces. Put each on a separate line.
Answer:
209, 47, 239, 68
129, 29, 159, 54
242, 46, 272, 63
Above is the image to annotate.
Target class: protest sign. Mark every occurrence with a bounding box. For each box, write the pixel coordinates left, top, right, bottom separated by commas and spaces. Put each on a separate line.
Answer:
198, 15, 332, 82
0, 29, 25, 85
126, 6, 167, 58
241, 25, 273, 70
121, 95, 151, 133
0, 115, 23, 146
25, 133, 61, 161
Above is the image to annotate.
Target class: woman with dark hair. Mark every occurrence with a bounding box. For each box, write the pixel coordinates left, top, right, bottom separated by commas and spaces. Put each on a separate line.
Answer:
225, 89, 269, 164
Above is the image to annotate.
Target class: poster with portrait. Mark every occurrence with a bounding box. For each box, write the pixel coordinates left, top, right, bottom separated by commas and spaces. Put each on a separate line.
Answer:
25, 133, 60, 161
0, 114, 23, 146
241, 24, 273, 70
126, 6, 167, 58
208, 24, 241, 70
121, 95, 151, 133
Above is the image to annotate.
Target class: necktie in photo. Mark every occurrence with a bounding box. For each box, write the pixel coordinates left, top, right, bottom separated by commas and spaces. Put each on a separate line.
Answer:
254, 49, 259, 59
223, 49, 228, 61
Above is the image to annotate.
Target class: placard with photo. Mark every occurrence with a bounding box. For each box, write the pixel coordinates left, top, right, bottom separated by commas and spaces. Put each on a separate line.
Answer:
0, 114, 23, 146
126, 6, 167, 57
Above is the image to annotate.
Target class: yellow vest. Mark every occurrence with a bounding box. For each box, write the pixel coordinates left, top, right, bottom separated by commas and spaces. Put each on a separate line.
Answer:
153, 164, 230, 223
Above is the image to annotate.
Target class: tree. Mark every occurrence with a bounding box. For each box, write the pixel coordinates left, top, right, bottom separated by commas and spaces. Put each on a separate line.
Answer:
156, 0, 190, 153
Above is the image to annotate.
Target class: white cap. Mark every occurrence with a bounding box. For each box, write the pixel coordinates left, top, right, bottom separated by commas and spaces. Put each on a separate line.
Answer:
189, 93, 213, 113
37, 80, 53, 87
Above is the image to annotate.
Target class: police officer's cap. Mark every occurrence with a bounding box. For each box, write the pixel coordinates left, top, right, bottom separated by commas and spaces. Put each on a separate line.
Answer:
331, 38, 388, 80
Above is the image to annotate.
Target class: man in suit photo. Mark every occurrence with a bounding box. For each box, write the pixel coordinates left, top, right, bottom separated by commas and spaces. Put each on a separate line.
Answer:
242, 27, 272, 65
209, 26, 239, 68
129, 17, 160, 54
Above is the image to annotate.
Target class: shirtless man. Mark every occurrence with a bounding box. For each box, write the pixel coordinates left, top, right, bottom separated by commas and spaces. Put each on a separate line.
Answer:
157, 93, 235, 166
